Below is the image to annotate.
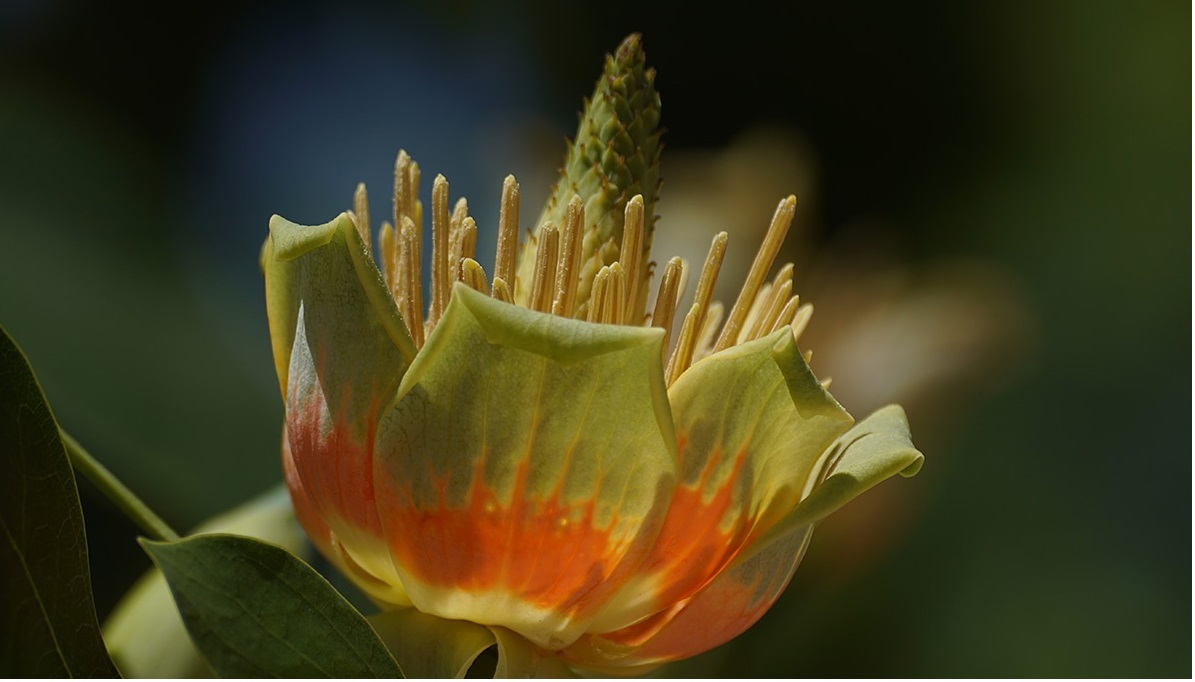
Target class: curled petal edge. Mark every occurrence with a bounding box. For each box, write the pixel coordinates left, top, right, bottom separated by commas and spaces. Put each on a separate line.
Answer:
731, 404, 924, 569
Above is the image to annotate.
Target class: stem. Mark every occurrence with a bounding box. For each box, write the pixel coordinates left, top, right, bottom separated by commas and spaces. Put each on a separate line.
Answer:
61, 430, 180, 542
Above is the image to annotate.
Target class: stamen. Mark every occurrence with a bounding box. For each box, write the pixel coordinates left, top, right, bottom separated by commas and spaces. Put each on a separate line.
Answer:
693, 301, 725, 364
408, 162, 423, 234
378, 221, 396, 291
574, 236, 618, 321
650, 257, 683, 363
674, 258, 691, 311
353, 183, 372, 251
790, 303, 814, 343
618, 196, 645, 325
769, 295, 801, 335
606, 262, 625, 325
461, 258, 490, 295
450, 197, 469, 235
753, 280, 792, 341
552, 196, 585, 318
529, 223, 560, 313
738, 283, 773, 345
453, 217, 478, 280
398, 217, 425, 348
492, 277, 513, 304
393, 152, 424, 308
429, 174, 450, 329
714, 195, 796, 352
447, 198, 469, 279
748, 264, 794, 341
588, 266, 611, 324
665, 231, 728, 386
393, 151, 413, 228
494, 175, 520, 295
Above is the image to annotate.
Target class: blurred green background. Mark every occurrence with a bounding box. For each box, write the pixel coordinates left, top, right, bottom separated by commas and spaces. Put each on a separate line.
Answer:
0, 0, 1188, 677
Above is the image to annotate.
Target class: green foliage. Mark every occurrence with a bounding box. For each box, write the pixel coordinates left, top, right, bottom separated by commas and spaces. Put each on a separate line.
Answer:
0, 325, 117, 677
143, 533, 403, 678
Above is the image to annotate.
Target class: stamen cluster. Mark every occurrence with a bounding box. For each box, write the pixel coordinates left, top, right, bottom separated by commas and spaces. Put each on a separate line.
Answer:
350, 152, 823, 389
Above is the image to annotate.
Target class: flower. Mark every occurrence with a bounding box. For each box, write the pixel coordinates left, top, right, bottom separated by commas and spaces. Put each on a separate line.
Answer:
261, 34, 922, 676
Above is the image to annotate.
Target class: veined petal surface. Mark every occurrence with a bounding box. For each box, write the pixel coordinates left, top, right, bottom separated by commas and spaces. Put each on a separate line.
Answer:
264, 214, 415, 605
738, 404, 924, 566
572, 378, 922, 670
373, 284, 677, 651
590, 328, 853, 634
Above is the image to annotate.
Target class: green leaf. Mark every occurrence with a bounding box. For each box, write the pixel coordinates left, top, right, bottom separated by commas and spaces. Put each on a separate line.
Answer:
369, 609, 495, 679
141, 533, 402, 678
0, 325, 118, 677
103, 485, 309, 678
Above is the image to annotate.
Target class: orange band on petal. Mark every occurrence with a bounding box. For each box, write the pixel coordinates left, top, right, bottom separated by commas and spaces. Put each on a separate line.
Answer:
285, 385, 385, 538
380, 457, 634, 613
585, 435, 755, 636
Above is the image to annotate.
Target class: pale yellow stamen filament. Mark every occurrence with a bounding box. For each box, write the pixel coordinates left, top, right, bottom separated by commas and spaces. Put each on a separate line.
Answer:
769, 295, 801, 335
754, 280, 792, 342
461, 258, 490, 295
429, 175, 450, 329
362, 153, 818, 384
353, 183, 372, 251
397, 217, 425, 348
666, 232, 728, 386
714, 195, 796, 352
693, 301, 725, 364
552, 196, 584, 318
530, 223, 560, 314
450, 197, 469, 236
605, 262, 625, 326
378, 221, 396, 291
447, 198, 469, 279
747, 263, 794, 342
739, 282, 773, 345
618, 196, 645, 325
790, 303, 814, 343
408, 162, 423, 234
588, 266, 611, 324
453, 217, 478, 281
650, 257, 683, 364
492, 277, 513, 304
394, 151, 422, 234
494, 175, 520, 295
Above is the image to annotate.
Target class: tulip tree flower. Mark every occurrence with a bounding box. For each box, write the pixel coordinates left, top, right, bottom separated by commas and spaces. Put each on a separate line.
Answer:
262, 34, 922, 677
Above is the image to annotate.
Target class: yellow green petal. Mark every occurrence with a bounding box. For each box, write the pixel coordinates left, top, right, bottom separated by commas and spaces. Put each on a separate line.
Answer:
370, 609, 496, 678
592, 328, 852, 632
572, 524, 815, 671
490, 626, 580, 678
372, 283, 677, 650
263, 213, 416, 602
736, 404, 924, 566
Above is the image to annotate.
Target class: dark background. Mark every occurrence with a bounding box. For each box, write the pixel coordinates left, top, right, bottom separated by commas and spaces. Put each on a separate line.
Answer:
1, 0, 1189, 677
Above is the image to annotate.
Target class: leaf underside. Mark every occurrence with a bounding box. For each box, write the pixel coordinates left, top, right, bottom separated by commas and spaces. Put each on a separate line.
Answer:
143, 533, 402, 678
0, 324, 118, 678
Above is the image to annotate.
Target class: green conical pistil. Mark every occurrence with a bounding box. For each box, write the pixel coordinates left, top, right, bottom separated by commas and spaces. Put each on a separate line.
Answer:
516, 33, 662, 318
